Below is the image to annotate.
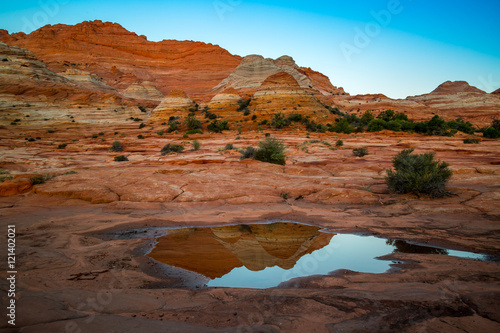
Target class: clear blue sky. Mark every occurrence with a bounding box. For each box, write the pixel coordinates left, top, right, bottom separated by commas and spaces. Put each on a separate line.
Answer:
1, 0, 499, 98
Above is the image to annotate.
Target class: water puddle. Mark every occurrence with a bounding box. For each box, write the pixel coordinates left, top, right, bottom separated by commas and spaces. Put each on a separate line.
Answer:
146, 222, 489, 289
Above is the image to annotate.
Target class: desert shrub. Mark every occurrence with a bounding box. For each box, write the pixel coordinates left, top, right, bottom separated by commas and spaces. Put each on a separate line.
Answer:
188, 104, 199, 113
109, 141, 123, 152
271, 113, 290, 129
240, 146, 256, 160
98, 132, 104, 136
133, 118, 142, 122
330, 118, 354, 134
92, 134, 98, 139
353, 147, 369, 157
28, 138, 35, 142
259, 119, 268, 125
335, 139, 344, 147
207, 119, 229, 133
463, 138, 479, 144
377, 109, 396, 122
167, 120, 179, 133
243, 109, 251, 116
57, 143, 67, 149
138, 106, 147, 113
483, 127, 500, 139
186, 113, 201, 130
157, 130, 165, 136
288, 114, 303, 122
304, 120, 327, 133
254, 136, 286, 165
204, 111, 218, 120
251, 115, 257, 120
223, 143, 234, 150
237, 99, 251, 111
367, 119, 386, 132
137, 134, 144, 139
186, 129, 203, 135
359, 110, 375, 126
47, 130, 55, 133
139, 123, 146, 129
386, 120, 402, 132
64, 171, 78, 175
385, 148, 452, 197
31, 176, 46, 185
161, 144, 184, 155
114, 155, 128, 162
192, 140, 201, 151
448, 118, 475, 134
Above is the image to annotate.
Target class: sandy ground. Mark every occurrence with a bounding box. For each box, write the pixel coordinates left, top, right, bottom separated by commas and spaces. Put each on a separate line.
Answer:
1, 124, 499, 332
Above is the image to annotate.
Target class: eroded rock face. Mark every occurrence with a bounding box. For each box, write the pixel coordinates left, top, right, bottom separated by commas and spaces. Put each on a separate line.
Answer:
150, 89, 196, 121
430, 81, 486, 95
249, 72, 331, 118
212, 55, 343, 97
122, 81, 164, 101
1, 20, 241, 100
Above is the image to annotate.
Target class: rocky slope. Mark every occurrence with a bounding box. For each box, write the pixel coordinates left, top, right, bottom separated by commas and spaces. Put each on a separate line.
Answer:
0, 42, 146, 125
249, 72, 332, 119
122, 81, 164, 101
150, 89, 197, 122
212, 54, 344, 98
1, 20, 242, 101
334, 81, 500, 126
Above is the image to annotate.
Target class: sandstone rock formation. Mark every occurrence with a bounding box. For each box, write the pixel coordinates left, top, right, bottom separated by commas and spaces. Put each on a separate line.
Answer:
1, 20, 241, 101
212, 54, 344, 97
249, 72, 330, 118
333, 81, 500, 126
0, 42, 145, 125
206, 87, 243, 119
150, 89, 197, 122
430, 81, 486, 95
122, 81, 164, 101
59, 68, 117, 93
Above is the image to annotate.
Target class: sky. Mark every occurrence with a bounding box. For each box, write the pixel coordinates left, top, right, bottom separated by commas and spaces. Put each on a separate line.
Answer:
0, 0, 499, 98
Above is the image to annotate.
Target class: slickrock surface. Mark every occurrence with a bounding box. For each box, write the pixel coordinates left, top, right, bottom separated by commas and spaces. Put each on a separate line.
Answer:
0, 121, 499, 332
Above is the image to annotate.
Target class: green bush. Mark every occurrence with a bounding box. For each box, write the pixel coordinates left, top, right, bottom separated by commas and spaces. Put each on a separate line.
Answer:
109, 141, 123, 152
168, 120, 179, 133
483, 127, 500, 139
240, 146, 256, 160
192, 140, 201, 151
251, 115, 257, 120
237, 99, 251, 111
139, 123, 146, 129
385, 148, 452, 197
207, 119, 229, 133
353, 147, 369, 157
138, 106, 147, 113
161, 144, 184, 155
186, 113, 201, 130
186, 129, 203, 135
31, 176, 46, 185
157, 130, 165, 136
367, 119, 386, 132
463, 138, 479, 144
57, 143, 67, 149
254, 136, 286, 165
330, 118, 354, 134
271, 113, 290, 129
288, 114, 303, 122
114, 155, 128, 162
386, 120, 402, 132
223, 143, 234, 150
335, 139, 344, 147
137, 134, 145, 139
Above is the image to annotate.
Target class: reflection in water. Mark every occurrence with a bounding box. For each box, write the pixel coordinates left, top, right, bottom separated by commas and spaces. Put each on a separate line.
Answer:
386, 239, 449, 255
148, 222, 488, 288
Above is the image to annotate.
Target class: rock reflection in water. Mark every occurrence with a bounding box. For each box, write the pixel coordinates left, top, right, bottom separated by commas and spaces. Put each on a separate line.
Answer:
148, 222, 333, 279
